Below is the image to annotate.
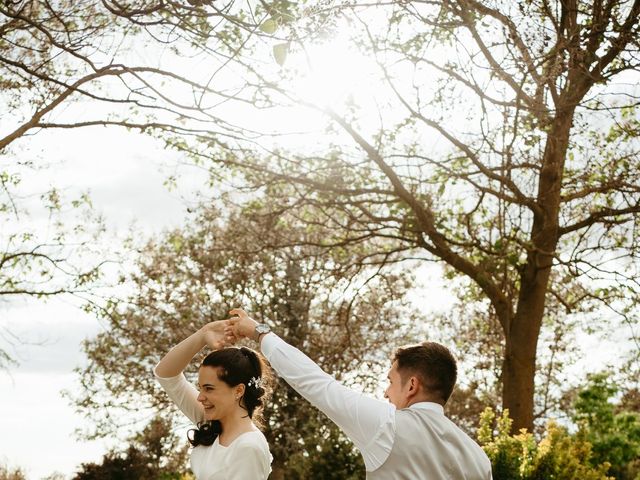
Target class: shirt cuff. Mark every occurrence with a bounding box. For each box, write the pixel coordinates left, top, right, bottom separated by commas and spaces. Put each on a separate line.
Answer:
259, 332, 281, 359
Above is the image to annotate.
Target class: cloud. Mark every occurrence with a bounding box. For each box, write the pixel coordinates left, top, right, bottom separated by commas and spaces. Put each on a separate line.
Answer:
1, 297, 100, 374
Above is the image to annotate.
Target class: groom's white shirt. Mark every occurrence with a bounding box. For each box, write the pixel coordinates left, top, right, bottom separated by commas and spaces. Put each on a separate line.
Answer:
261, 333, 492, 478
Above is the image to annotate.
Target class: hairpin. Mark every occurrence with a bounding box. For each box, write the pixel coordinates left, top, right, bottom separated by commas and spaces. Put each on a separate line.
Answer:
247, 376, 262, 389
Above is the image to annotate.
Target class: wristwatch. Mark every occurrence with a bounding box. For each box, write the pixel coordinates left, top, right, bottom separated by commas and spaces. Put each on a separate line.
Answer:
254, 323, 271, 341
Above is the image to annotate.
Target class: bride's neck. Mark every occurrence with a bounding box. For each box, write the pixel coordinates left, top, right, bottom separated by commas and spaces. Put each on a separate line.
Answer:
219, 412, 254, 443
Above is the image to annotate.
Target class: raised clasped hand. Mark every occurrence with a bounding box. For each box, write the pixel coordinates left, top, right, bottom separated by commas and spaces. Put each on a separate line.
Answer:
201, 320, 237, 350
226, 308, 258, 340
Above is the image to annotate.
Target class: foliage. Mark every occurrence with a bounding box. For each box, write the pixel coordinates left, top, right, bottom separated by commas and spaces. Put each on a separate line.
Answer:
73, 447, 159, 480
478, 408, 613, 480
0, 165, 106, 369
155, 0, 640, 432
572, 373, 640, 480
72, 416, 189, 480
74, 198, 418, 478
0, 0, 291, 366
0, 465, 26, 480
479, 374, 640, 480
285, 423, 364, 480
4, 0, 640, 435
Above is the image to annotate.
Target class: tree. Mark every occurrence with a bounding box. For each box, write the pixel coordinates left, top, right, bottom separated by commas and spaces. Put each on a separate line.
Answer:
0, 465, 26, 480
73, 199, 419, 478
149, 0, 640, 432
6, 0, 639, 433
572, 372, 640, 479
1, 0, 297, 152
72, 416, 189, 480
73, 447, 157, 480
0, 166, 105, 369
431, 274, 583, 435
0, 0, 275, 366
286, 424, 365, 480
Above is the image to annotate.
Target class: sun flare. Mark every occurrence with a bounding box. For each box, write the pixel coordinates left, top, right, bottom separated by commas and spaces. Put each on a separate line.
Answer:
288, 33, 378, 109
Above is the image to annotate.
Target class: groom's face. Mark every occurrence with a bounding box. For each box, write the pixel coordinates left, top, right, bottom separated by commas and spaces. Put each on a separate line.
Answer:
384, 361, 411, 409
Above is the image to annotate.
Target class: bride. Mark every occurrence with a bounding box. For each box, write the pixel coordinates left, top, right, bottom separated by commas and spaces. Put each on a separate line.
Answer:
154, 320, 273, 479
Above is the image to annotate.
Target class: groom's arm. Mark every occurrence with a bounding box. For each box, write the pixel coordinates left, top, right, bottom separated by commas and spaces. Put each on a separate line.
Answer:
227, 308, 395, 471
259, 332, 396, 472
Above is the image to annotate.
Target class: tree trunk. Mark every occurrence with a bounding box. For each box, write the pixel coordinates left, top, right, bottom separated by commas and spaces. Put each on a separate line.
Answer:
502, 276, 548, 432
501, 107, 575, 432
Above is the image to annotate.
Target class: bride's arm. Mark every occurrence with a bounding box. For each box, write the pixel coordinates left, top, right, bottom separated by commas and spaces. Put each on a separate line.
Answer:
154, 321, 233, 424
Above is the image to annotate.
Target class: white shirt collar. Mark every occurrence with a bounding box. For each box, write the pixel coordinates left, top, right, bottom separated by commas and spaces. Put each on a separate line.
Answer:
406, 401, 444, 414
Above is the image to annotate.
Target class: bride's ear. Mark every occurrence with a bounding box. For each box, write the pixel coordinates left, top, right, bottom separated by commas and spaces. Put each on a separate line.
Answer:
235, 383, 246, 399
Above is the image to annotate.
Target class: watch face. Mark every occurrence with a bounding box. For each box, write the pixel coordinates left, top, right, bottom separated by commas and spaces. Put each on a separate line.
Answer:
256, 324, 271, 334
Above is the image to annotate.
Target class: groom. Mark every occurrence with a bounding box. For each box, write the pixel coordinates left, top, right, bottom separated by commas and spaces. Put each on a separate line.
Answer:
227, 308, 492, 480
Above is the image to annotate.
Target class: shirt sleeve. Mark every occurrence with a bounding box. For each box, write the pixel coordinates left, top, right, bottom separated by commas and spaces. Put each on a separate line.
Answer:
225, 435, 272, 480
260, 333, 396, 471
153, 364, 204, 425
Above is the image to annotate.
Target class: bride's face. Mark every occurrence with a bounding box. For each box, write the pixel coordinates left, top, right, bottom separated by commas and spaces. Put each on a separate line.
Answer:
197, 366, 243, 421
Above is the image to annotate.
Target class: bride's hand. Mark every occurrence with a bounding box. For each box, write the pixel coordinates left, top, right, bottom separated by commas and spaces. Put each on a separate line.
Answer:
200, 320, 236, 350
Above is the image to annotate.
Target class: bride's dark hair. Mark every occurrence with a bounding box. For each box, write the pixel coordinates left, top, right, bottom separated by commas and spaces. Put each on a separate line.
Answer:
188, 347, 273, 447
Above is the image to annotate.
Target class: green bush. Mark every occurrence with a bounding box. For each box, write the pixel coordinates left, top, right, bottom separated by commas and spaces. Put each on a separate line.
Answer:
478, 408, 613, 480
72, 416, 189, 480
572, 373, 640, 480
284, 424, 365, 480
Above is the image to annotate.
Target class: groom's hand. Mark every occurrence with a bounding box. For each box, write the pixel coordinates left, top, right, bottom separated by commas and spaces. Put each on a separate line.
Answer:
227, 308, 259, 341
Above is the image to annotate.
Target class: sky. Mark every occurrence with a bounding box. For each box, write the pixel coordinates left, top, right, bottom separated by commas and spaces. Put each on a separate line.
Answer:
0, 127, 192, 479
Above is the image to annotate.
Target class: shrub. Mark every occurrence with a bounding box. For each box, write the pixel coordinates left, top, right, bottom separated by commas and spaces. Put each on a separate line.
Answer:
478, 408, 613, 480
572, 373, 640, 480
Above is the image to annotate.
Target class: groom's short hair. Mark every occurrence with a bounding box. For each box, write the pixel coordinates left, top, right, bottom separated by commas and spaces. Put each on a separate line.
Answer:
393, 342, 457, 404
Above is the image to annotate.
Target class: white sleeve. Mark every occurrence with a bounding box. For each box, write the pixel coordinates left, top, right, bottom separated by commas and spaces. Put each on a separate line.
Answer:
154, 365, 204, 425
261, 334, 396, 471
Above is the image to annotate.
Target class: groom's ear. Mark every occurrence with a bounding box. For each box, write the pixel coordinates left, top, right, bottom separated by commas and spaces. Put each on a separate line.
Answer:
407, 376, 419, 396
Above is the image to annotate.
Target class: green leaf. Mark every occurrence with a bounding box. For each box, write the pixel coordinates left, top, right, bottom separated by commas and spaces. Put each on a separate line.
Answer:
273, 42, 289, 66
259, 18, 278, 34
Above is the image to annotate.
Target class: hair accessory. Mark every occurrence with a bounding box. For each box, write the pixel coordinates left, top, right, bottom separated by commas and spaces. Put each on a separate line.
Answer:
247, 376, 262, 389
